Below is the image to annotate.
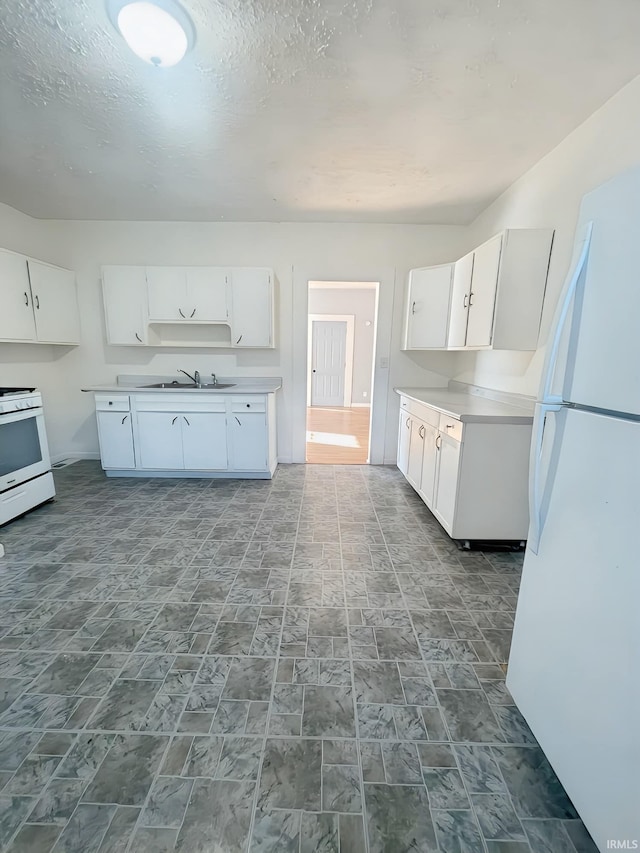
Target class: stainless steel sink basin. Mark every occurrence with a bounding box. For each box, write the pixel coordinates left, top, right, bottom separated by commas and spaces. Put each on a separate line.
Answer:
139, 382, 236, 390
198, 383, 236, 389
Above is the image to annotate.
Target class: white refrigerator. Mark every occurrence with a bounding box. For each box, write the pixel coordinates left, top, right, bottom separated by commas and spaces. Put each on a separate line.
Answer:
507, 167, 640, 852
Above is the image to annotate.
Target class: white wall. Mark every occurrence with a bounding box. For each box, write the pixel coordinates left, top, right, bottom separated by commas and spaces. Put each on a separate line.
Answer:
4, 74, 640, 465
308, 287, 377, 404
453, 74, 640, 397
0, 218, 465, 464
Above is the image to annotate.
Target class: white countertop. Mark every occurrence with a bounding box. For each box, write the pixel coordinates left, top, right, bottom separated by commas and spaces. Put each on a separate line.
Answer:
83, 377, 282, 395
395, 387, 534, 424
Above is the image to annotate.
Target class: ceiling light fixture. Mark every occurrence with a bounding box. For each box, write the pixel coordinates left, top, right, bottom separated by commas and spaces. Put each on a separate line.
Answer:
107, 0, 195, 67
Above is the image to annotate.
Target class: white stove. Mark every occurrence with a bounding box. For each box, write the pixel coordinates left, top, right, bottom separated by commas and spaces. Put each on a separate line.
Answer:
0, 388, 55, 526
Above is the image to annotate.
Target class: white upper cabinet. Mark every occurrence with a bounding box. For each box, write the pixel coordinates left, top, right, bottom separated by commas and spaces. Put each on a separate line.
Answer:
447, 252, 474, 348
404, 228, 553, 352
185, 267, 228, 322
102, 266, 148, 345
27, 261, 81, 344
402, 264, 452, 350
464, 234, 503, 348
230, 268, 273, 347
0, 250, 79, 346
102, 265, 274, 348
147, 266, 230, 322
0, 250, 36, 341
147, 267, 188, 320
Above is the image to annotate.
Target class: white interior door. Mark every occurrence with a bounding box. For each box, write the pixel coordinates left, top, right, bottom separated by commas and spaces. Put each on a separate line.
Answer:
310, 320, 348, 407
508, 407, 640, 850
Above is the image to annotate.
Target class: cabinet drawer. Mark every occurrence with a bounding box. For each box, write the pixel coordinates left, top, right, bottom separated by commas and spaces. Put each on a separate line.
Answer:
95, 395, 130, 412
400, 397, 440, 428
438, 413, 463, 442
231, 397, 266, 413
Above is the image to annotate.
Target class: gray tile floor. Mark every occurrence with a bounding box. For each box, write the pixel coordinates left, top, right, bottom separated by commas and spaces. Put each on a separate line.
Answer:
0, 462, 597, 853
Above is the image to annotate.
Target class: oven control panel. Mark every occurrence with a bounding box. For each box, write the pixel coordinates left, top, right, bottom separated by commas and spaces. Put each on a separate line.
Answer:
0, 392, 42, 416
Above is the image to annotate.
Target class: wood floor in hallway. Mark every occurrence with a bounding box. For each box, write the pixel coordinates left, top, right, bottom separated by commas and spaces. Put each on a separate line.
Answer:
306, 406, 371, 464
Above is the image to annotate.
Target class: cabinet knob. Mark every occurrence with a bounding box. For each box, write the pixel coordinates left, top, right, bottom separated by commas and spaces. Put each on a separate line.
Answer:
108, 401, 113, 406
246, 403, 250, 408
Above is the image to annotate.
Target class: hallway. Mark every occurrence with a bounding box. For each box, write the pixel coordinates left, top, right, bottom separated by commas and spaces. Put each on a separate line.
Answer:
306, 407, 370, 465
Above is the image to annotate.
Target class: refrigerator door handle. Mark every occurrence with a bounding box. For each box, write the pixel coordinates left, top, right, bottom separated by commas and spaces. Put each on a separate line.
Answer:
528, 403, 562, 554
540, 221, 593, 404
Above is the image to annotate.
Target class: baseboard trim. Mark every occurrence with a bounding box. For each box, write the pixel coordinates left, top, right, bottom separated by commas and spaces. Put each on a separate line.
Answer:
50, 452, 100, 465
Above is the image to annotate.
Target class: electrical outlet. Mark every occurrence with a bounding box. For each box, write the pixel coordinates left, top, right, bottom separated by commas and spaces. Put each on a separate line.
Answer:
362, 391, 368, 398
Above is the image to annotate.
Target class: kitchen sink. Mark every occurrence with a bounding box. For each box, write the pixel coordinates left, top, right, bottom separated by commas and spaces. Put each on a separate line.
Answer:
139, 382, 236, 389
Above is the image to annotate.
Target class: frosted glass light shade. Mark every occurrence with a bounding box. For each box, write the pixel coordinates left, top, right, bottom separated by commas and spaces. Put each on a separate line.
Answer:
108, 0, 195, 67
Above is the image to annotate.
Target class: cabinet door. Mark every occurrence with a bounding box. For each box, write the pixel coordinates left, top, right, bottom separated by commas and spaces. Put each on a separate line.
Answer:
0, 251, 36, 341
230, 268, 273, 347
97, 412, 135, 469
405, 265, 452, 349
407, 418, 425, 490
466, 234, 502, 348
186, 267, 229, 322
397, 410, 411, 476
419, 422, 439, 506
147, 267, 188, 320
137, 412, 184, 469
434, 434, 461, 529
28, 261, 80, 344
102, 266, 148, 345
447, 252, 473, 347
182, 412, 228, 470
229, 412, 268, 470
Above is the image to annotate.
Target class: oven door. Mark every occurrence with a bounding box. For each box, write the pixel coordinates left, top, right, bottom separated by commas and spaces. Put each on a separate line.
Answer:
0, 408, 51, 492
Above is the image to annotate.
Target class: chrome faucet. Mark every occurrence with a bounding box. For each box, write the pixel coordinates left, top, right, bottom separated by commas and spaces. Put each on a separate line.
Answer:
211, 373, 217, 386
178, 369, 201, 387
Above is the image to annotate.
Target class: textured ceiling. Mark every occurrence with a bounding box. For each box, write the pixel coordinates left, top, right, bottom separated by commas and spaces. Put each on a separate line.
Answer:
1, 0, 640, 223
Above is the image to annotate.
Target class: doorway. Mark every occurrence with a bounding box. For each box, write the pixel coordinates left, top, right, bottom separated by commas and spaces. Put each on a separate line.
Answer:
306, 282, 378, 464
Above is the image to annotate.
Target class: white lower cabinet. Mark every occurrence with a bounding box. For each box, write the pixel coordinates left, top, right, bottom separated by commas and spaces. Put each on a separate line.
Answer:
229, 412, 268, 471
137, 412, 184, 470
397, 394, 531, 541
96, 412, 136, 470
397, 409, 411, 477
182, 412, 228, 470
94, 392, 277, 478
418, 421, 439, 505
433, 433, 461, 531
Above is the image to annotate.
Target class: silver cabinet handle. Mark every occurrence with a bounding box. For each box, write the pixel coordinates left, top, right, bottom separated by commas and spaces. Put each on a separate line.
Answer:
183, 416, 190, 426
172, 416, 178, 425
35, 295, 40, 310
235, 416, 241, 426
179, 308, 185, 318
445, 424, 454, 430
435, 434, 442, 450
190, 308, 196, 318
418, 424, 425, 439
463, 294, 468, 308
411, 301, 416, 315
236, 334, 243, 344
121, 415, 128, 424
469, 291, 474, 306
135, 332, 142, 342
24, 291, 29, 306
405, 417, 411, 429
